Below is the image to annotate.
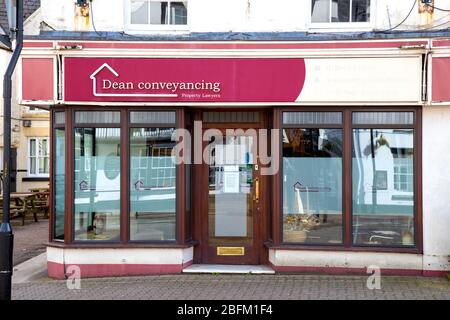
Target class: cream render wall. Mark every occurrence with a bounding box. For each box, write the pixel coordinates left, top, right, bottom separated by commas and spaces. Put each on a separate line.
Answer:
15, 111, 50, 193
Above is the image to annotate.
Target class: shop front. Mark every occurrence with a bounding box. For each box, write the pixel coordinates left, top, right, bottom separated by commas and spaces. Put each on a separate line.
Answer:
20, 38, 446, 278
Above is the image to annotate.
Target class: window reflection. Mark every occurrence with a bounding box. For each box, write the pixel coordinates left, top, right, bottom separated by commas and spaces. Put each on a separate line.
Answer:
208, 136, 254, 245
311, 0, 370, 23
352, 129, 415, 246
282, 129, 343, 244
131, 0, 187, 25
54, 129, 65, 240
74, 128, 121, 241
130, 128, 176, 241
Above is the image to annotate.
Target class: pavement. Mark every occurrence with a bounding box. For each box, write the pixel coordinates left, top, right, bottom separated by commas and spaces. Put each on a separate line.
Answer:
8, 218, 450, 300
12, 219, 48, 266
12, 273, 450, 300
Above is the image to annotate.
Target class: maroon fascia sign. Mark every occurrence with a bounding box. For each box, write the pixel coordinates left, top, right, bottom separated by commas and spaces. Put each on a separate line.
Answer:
64, 57, 306, 103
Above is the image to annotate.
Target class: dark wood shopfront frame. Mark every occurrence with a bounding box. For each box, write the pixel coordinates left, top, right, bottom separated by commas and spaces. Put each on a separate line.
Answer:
191, 109, 272, 265
48, 106, 422, 259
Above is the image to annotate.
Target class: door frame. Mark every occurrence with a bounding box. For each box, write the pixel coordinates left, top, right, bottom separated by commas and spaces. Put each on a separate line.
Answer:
191, 109, 271, 265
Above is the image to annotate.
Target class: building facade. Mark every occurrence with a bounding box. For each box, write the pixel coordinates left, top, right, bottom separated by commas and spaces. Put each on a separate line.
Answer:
19, 0, 450, 278
0, 0, 49, 195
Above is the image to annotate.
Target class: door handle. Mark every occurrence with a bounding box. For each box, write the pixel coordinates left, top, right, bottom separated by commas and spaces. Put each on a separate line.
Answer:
254, 178, 260, 203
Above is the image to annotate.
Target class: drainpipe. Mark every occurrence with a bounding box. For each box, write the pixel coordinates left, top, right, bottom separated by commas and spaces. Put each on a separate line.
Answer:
0, 0, 23, 301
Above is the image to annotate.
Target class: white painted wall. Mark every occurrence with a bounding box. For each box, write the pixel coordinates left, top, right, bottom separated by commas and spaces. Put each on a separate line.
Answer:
47, 246, 194, 265
422, 106, 450, 272
34, 0, 450, 34
270, 249, 423, 271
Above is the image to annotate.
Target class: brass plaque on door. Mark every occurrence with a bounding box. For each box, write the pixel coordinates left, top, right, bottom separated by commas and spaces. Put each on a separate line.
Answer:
217, 247, 245, 256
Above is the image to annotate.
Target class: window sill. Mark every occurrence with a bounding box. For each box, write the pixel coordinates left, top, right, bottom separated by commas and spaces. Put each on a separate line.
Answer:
124, 26, 190, 35
264, 242, 421, 254
22, 176, 50, 182
47, 240, 199, 249
308, 23, 373, 33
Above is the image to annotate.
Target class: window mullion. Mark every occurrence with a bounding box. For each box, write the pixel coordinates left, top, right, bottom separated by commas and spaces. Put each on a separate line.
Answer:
350, 0, 353, 22
148, 0, 151, 24
329, 0, 332, 23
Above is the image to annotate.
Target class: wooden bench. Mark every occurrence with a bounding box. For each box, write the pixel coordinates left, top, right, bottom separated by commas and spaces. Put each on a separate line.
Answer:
24, 193, 49, 220
0, 192, 49, 225
0, 198, 27, 226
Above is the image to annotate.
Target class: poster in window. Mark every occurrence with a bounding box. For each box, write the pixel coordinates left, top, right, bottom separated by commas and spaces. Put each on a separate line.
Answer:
374, 170, 388, 190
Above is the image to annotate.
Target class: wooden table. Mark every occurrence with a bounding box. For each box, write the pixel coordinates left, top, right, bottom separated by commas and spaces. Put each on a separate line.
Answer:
0, 192, 50, 225
29, 188, 50, 193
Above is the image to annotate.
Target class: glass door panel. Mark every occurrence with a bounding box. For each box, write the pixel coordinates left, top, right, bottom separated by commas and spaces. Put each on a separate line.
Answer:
206, 135, 258, 263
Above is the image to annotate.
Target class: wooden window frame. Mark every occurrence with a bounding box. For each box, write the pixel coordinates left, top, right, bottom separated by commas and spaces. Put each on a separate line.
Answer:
125, 0, 189, 33
309, 0, 374, 32
49, 107, 191, 248
27, 137, 50, 178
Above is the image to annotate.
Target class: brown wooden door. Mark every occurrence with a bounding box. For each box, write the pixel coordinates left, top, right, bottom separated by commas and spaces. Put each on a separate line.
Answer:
201, 131, 262, 265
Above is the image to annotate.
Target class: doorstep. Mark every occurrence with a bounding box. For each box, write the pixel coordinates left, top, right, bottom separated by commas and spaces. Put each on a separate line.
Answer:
183, 264, 275, 274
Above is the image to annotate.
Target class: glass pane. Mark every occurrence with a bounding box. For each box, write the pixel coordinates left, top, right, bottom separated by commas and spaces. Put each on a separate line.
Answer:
283, 112, 342, 125
353, 112, 414, 125
352, 0, 370, 22
333, 0, 350, 22
40, 139, 49, 156
185, 161, 192, 240
39, 157, 50, 174
75, 111, 121, 124
54, 129, 65, 240
131, 0, 149, 24
203, 112, 260, 123
54, 112, 65, 125
170, 2, 187, 25
130, 128, 176, 241
150, 1, 168, 24
311, 0, 330, 22
208, 136, 254, 245
29, 139, 36, 157
352, 129, 415, 246
74, 128, 121, 241
30, 157, 36, 175
283, 129, 343, 244
130, 111, 176, 124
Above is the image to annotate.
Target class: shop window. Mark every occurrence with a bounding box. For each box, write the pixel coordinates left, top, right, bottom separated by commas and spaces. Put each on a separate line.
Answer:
54, 111, 66, 125
203, 111, 260, 123
282, 112, 343, 245
74, 128, 121, 241
127, 0, 188, 30
129, 127, 176, 241
281, 110, 417, 248
28, 137, 50, 177
352, 128, 415, 247
283, 111, 342, 125
75, 111, 120, 124
352, 112, 414, 125
311, 0, 371, 24
130, 111, 176, 124
54, 128, 65, 241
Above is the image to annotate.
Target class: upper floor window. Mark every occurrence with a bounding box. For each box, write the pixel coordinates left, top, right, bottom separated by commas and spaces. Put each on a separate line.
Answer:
127, 0, 188, 30
28, 137, 50, 177
311, 0, 370, 24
